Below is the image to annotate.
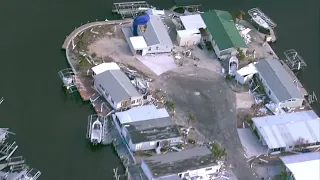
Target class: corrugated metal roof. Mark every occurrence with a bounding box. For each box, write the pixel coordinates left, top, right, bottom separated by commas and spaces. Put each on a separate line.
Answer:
201, 10, 247, 50
115, 105, 169, 124
255, 59, 304, 102
144, 15, 172, 46
94, 69, 141, 102
280, 152, 320, 180
252, 110, 320, 149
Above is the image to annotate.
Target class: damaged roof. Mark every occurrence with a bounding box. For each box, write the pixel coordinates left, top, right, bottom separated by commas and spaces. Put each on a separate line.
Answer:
143, 146, 217, 178
125, 117, 181, 144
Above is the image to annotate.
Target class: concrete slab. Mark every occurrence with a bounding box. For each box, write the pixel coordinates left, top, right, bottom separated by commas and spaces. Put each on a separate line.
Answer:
236, 92, 255, 109
137, 54, 177, 76
237, 128, 268, 158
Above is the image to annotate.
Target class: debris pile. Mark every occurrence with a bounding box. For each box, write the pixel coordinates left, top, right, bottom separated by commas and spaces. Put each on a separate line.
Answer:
171, 46, 200, 66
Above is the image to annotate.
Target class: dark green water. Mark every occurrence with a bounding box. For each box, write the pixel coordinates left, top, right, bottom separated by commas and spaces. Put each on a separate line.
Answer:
0, 0, 318, 179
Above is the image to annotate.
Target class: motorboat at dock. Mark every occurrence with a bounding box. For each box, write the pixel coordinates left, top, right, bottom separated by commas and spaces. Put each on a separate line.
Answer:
248, 8, 277, 42
87, 115, 104, 145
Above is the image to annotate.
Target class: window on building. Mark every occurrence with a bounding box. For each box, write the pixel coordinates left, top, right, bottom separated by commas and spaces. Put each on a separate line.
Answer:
289, 146, 293, 148
148, 47, 151, 51
131, 100, 136, 104
156, 47, 159, 50
205, 168, 213, 171
268, 90, 271, 95
99, 84, 105, 91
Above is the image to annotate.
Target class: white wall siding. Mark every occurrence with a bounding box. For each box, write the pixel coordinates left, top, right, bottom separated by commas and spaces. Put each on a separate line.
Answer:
141, 161, 153, 180
180, 165, 221, 179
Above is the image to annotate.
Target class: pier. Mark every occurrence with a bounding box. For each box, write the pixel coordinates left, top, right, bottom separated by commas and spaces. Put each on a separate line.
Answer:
112, 1, 151, 19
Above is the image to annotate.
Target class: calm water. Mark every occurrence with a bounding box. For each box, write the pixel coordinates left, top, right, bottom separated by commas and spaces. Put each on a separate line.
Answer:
0, 0, 318, 179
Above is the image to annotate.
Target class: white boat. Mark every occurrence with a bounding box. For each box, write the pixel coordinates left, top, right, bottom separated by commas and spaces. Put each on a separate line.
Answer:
90, 119, 103, 145
229, 56, 239, 76
0, 97, 3, 105
248, 8, 277, 35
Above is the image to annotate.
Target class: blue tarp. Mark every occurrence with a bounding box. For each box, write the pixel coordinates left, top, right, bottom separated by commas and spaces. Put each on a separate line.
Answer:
132, 13, 150, 36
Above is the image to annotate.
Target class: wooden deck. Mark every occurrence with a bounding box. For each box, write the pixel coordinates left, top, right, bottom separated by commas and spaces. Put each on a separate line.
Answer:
74, 75, 95, 101
239, 20, 278, 60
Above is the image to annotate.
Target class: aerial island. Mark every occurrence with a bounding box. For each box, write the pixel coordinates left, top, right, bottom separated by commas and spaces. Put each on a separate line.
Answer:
60, 1, 320, 180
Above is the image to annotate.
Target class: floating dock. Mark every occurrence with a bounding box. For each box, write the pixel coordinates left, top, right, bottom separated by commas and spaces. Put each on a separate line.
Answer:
112, 1, 151, 19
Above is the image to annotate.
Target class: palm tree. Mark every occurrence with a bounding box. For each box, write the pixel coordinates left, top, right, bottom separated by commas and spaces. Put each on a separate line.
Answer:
280, 170, 288, 180
165, 101, 175, 113
232, 10, 245, 23
211, 143, 227, 160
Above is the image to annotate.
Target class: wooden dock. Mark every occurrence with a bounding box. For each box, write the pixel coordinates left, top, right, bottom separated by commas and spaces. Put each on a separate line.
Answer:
239, 20, 278, 60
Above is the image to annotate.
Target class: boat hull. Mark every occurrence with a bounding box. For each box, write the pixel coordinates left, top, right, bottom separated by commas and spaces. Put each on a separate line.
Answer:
251, 20, 271, 35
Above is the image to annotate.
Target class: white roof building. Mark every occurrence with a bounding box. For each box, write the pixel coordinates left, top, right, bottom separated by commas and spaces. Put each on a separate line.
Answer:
91, 62, 120, 75
252, 110, 320, 150
176, 14, 207, 46
129, 36, 148, 50
280, 152, 320, 180
115, 104, 169, 124
179, 14, 207, 32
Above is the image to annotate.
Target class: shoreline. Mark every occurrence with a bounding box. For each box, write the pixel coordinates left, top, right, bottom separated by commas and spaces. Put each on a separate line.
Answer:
61, 10, 314, 180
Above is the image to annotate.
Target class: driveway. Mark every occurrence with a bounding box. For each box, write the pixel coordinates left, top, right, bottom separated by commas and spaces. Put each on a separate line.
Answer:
153, 66, 258, 180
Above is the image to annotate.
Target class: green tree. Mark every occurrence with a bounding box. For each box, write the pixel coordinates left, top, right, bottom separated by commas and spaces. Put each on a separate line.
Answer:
188, 113, 196, 126
211, 143, 227, 160
236, 48, 246, 61
280, 170, 288, 180
165, 101, 175, 112
232, 10, 245, 23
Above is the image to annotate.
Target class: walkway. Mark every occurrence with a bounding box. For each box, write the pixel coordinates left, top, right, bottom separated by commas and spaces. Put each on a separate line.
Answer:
62, 20, 131, 49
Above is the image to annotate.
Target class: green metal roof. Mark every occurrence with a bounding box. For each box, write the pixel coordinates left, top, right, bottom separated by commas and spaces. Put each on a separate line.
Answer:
201, 10, 248, 50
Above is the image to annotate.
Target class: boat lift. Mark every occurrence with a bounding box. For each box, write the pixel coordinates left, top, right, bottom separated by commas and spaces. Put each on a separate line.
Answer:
284, 49, 307, 71
112, 1, 151, 19
248, 8, 277, 29
86, 112, 114, 145
0, 141, 18, 161
58, 68, 85, 94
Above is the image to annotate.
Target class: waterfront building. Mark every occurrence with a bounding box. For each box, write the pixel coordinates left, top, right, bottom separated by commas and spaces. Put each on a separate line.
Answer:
251, 110, 320, 153
112, 105, 181, 152
92, 62, 143, 110
255, 58, 305, 108
200, 10, 248, 60
176, 14, 206, 46
126, 14, 173, 56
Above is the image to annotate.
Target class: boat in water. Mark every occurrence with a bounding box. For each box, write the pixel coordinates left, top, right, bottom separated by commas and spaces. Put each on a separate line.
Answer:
91, 119, 103, 145
87, 115, 104, 145
248, 8, 277, 42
